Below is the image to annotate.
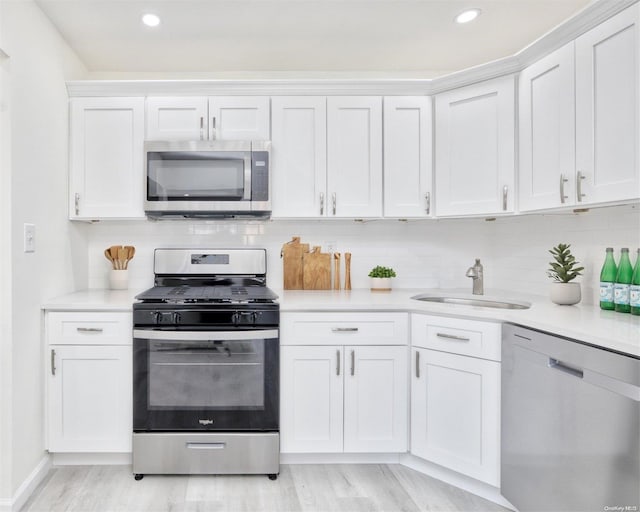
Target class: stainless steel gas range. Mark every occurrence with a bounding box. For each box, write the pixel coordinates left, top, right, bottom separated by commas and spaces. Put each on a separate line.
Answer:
132, 248, 279, 481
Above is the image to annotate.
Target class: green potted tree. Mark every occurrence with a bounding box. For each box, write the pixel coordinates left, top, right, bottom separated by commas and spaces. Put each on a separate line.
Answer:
368, 265, 396, 292
547, 243, 584, 305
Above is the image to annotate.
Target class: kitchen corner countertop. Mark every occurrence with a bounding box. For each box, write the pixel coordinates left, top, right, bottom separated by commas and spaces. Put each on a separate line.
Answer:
277, 288, 640, 358
42, 287, 640, 358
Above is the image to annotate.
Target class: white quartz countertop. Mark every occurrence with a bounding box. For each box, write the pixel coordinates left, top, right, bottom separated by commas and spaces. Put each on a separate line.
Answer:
42, 287, 640, 358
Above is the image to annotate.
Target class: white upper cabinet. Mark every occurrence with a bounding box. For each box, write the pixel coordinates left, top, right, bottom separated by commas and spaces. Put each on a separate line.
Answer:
271, 97, 327, 218
435, 76, 516, 217
383, 97, 433, 218
145, 96, 270, 140
69, 97, 145, 220
519, 43, 576, 212
327, 97, 383, 218
575, 4, 640, 205
208, 97, 270, 140
145, 97, 208, 140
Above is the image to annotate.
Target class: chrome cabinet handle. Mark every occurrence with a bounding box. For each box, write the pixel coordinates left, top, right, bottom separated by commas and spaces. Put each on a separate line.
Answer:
436, 332, 470, 342
77, 327, 103, 333
199, 117, 204, 140
350, 350, 355, 376
559, 174, 569, 203
502, 185, 508, 211
425, 192, 431, 215
51, 349, 56, 376
336, 350, 341, 376
415, 350, 420, 378
548, 358, 584, 379
320, 192, 325, 216
576, 171, 586, 202
211, 117, 217, 140
331, 327, 358, 333
74, 193, 80, 216
332, 193, 337, 215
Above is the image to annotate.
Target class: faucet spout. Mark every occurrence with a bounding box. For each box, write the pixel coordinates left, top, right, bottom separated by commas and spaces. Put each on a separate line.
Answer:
466, 258, 484, 295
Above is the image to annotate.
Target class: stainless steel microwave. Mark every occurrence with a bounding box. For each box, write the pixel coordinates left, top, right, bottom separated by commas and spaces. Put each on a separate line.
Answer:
144, 140, 271, 219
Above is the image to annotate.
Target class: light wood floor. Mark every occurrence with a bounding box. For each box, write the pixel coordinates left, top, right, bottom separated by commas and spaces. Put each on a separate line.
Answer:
22, 464, 509, 512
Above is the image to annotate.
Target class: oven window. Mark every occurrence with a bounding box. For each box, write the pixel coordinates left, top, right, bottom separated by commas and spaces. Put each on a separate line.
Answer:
147, 152, 245, 201
148, 339, 264, 409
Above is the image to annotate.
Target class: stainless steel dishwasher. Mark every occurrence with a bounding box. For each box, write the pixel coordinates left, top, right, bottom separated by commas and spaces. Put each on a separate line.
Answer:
502, 324, 640, 512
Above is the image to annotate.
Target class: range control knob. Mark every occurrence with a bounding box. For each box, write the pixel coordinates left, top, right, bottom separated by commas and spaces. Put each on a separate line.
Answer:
172, 312, 182, 324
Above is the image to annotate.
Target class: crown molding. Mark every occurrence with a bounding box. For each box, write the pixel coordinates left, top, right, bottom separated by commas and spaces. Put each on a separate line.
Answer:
66, 0, 639, 98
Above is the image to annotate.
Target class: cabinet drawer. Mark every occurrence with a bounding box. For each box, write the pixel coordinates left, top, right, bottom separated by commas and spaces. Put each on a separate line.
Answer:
47, 312, 132, 346
411, 314, 501, 361
281, 312, 408, 346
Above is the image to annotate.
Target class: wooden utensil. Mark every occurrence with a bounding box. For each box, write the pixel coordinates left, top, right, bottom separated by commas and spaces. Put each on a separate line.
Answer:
344, 252, 352, 290
281, 237, 309, 290
109, 245, 121, 269
117, 247, 127, 270
303, 246, 331, 290
333, 253, 341, 290
104, 248, 115, 269
124, 245, 135, 269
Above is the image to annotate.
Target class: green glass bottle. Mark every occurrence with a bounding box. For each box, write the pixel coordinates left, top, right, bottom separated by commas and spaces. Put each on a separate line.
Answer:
614, 248, 633, 313
630, 248, 640, 316
599, 248, 617, 310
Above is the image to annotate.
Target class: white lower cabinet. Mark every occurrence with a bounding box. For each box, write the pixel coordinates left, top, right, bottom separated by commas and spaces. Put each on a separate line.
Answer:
280, 312, 408, 453
410, 314, 501, 486
46, 311, 132, 453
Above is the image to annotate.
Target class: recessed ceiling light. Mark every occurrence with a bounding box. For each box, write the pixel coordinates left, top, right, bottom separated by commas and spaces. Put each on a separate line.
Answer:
455, 8, 481, 24
142, 13, 161, 27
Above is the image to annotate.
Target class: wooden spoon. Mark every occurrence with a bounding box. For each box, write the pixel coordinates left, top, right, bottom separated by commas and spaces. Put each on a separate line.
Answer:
117, 247, 127, 271
109, 246, 121, 269
124, 246, 135, 269
104, 248, 115, 269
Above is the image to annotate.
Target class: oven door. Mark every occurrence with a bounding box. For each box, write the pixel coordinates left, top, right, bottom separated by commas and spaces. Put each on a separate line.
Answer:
133, 329, 278, 432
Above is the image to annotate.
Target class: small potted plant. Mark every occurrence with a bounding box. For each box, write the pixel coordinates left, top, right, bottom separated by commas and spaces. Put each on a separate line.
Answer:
368, 265, 396, 292
547, 243, 584, 305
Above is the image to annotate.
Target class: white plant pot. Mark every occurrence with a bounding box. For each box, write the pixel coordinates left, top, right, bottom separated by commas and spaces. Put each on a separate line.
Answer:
370, 277, 392, 292
550, 282, 581, 305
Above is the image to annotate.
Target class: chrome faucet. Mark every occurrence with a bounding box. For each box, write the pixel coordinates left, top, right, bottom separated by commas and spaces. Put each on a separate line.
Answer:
466, 259, 484, 295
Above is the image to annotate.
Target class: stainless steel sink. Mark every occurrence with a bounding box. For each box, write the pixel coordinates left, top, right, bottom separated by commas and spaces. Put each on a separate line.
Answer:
411, 294, 531, 310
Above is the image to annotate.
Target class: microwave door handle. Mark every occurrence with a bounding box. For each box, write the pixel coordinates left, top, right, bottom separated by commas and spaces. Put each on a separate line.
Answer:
243, 154, 252, 201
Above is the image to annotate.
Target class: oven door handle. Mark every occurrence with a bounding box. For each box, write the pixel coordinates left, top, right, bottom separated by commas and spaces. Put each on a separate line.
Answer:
133, 329, 278, 341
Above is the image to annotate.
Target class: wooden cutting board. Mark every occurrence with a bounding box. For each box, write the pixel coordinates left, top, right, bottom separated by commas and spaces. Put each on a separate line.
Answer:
303, 246, 332, 290
281, 237, 309, 290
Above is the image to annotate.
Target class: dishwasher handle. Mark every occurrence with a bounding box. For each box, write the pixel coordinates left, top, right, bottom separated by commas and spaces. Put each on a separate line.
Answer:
548, 358, 584, 379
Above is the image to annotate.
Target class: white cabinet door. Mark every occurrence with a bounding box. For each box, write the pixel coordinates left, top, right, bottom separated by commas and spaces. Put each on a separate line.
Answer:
519, 43, 576, 211
280, 346, 344, 453
146, 97, 208, 140
435, 77, 515, 216
411, 347, 500, 486
208, 96, 270, 140
383, 97, 433, 218
271, 97, 327, 218
48, 345, 132, 452
69, 97, 145, 219
344, 345, 407, 453
575, 4, 640, 205
327, 97, 383, 218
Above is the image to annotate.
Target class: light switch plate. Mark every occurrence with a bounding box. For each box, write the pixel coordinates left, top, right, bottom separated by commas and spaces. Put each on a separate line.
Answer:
24, 223, 35, 253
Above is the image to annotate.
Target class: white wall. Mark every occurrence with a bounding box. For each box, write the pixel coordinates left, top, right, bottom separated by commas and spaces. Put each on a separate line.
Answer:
86, 204, 639, 306
0, 0, 87, 504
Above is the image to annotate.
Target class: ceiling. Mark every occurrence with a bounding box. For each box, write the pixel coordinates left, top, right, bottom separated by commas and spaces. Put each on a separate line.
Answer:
35, 0, 593, 76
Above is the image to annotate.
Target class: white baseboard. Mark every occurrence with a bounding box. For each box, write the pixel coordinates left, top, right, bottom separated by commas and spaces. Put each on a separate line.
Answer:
52, 452, 132, 466
399, 454, 516, 510
281, 452, 402, 464
0, 455, 51, 512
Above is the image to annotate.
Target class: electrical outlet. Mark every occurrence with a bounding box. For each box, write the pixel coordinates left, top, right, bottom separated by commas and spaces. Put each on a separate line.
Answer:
24, 223, 35, 253
325, 241, 337, 253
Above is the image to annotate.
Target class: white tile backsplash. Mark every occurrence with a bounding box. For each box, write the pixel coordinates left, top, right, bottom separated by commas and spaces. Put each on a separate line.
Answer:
87, 205, 639, 305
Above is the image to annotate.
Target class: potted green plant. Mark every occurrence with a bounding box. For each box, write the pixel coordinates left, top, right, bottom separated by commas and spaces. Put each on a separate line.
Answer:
547, 243, 584, 305
368, 265, 396, 292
